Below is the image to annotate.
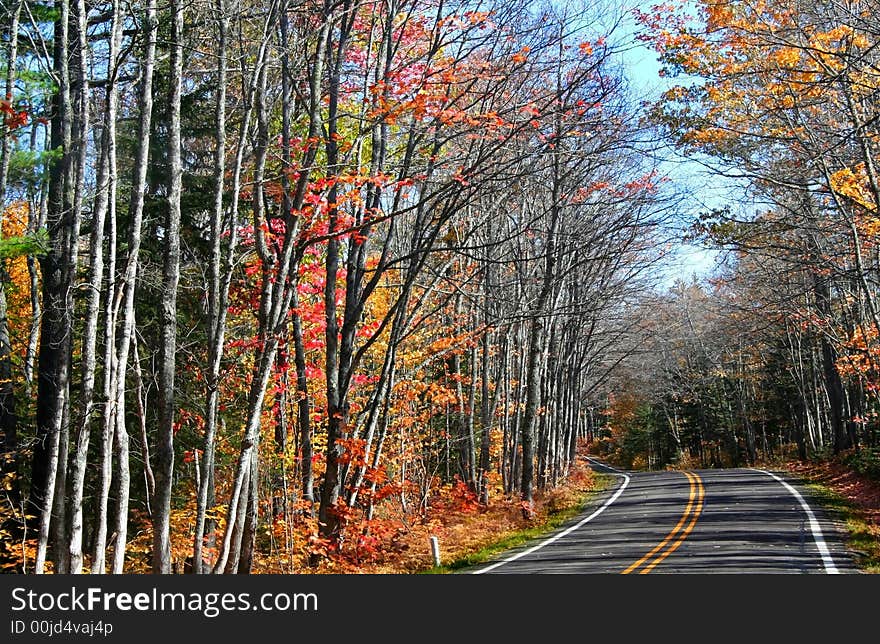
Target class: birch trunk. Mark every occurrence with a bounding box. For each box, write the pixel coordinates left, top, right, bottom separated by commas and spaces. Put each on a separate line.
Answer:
194, 0, 233, 574
100, 0, 156, 573
69, 0, 121, 574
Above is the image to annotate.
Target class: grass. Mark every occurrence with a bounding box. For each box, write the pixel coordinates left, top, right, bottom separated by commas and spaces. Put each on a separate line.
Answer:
795, 463, 880, 575
795, 473, 880, 574
419, 473, 618, 574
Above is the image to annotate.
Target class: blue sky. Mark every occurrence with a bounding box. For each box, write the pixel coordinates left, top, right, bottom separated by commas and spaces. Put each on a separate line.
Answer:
611, 1, 730, 284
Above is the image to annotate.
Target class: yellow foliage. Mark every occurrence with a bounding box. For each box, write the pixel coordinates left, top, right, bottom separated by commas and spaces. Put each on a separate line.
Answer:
830, 165, 876, 212
859, 216, 880, 238
1, 200, 36, 365
770, 47, 800, 68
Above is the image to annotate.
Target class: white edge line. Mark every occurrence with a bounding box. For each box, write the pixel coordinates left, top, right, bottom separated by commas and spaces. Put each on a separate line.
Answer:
756, 469, 839, 574
472, 458, 630, 574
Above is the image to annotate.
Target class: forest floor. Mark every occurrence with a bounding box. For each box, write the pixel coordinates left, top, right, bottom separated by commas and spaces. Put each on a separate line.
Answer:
783, 454, 880, 573
306, 455, 607, 574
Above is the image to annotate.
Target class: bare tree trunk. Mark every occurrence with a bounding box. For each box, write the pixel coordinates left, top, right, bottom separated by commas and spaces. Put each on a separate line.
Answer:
194, 0, 245, 573
347, 298, 408, 509
125, 325, 154, 509
812, 272, 849, 453
33, 0, 74, 574
214, 0, 310, 571
69, 0, 121, 574
152, 0, 185, 574
23, 115, 45, 394
24, 117, 46, 392
317, 2, 357, 546
291, 291, 313, 510
223, 462, 249, 574
465, 341, 478, 489
477, 334, 492, 504
50, 0, 93, 575
279, 7, 314, 514
237, 450, 259, 573
520, 227, 558, 516
272, 346, 289, 521
102, 0, 157, 574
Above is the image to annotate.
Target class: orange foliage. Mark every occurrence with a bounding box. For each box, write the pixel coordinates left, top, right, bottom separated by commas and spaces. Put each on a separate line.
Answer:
1, 200, 36, 366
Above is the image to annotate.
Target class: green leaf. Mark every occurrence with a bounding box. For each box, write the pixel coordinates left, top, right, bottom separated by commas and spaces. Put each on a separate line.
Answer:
0, 228, 49, 260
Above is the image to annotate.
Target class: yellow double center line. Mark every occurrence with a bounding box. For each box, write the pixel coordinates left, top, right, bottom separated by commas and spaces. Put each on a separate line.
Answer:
622, 471, 705, 574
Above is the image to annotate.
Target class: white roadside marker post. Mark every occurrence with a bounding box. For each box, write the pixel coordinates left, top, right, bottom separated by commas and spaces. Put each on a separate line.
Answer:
430, 536, 441, 567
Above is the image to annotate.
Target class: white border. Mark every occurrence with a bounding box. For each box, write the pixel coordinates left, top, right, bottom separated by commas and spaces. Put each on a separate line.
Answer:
756, 469, 839, 574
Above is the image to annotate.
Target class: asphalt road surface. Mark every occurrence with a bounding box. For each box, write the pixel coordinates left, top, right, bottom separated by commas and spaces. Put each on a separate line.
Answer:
471, 458, 859, 574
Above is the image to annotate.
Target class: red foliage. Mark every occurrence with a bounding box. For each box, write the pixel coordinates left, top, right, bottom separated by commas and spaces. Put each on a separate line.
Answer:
437, 476, 480, 514
0, 100, 29, 130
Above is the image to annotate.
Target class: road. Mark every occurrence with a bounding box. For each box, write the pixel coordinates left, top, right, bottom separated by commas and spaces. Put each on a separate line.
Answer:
471, 459, 859, 574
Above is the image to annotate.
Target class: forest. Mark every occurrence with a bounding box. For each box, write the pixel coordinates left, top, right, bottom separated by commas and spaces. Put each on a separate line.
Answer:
0, 0, 878, 574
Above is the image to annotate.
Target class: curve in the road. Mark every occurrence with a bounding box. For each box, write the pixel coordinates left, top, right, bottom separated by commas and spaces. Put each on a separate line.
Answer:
756, 468, 839, 574
472, 461, 631, 574
624, 471, 705, 574
471, 460, 854, 574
